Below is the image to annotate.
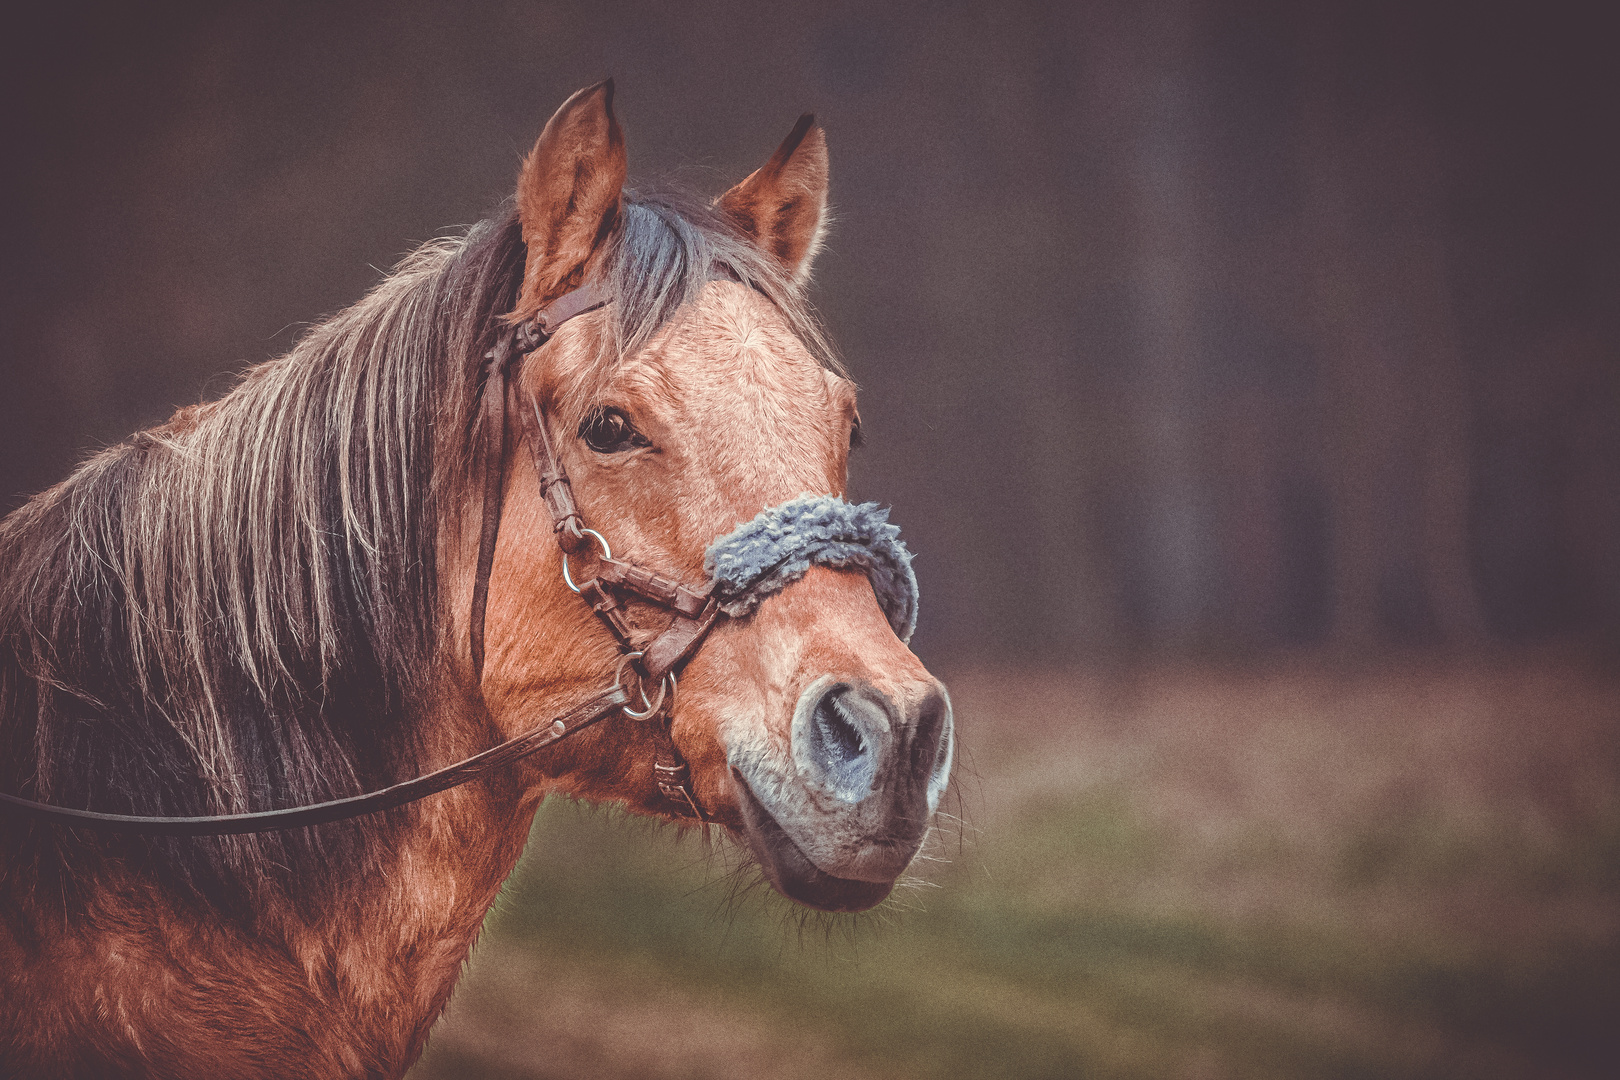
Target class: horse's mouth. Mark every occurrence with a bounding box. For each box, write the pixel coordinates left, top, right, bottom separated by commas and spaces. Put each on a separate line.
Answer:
730, 771, 895, 913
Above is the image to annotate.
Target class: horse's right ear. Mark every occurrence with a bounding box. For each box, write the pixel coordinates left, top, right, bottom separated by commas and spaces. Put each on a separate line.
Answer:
512, 80, 627, 321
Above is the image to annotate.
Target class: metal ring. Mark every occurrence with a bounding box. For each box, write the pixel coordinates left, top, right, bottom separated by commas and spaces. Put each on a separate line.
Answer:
640, 669, 676, 712
561, 528, 612, 593
623, 671, 674, 720
611, 651, 645, 688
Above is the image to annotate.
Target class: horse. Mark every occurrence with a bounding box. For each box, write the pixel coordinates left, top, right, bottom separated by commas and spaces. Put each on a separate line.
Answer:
0, 82, 953, 1079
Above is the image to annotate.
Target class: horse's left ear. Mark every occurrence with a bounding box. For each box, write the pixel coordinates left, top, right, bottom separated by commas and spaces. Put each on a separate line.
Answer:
718, 114, 829, 285
513, 80, 628, 320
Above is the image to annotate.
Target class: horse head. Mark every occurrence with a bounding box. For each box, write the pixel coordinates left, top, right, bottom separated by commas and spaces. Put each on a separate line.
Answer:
472, 83, 954, 912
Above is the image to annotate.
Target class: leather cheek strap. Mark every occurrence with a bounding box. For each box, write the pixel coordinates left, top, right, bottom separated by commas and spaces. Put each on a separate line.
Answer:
469, 281, 612, 684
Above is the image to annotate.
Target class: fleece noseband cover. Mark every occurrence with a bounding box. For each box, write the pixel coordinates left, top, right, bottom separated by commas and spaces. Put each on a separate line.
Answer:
704, 494, 919, 643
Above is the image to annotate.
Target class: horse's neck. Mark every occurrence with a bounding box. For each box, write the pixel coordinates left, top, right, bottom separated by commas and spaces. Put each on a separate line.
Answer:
1, 762, 537, 1080
304, 778, 539, 1071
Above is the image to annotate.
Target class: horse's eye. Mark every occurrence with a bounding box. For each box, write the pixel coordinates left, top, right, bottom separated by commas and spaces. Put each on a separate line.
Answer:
849, 412, 865, 451
579, 407, 650, 454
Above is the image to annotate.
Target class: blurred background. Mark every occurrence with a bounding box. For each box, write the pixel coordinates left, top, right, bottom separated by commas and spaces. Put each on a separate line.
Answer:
5, 1, 1618, 1076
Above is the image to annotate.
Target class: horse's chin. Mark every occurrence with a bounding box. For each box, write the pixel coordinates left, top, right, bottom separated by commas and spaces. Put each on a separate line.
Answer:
730, 775, 895, 913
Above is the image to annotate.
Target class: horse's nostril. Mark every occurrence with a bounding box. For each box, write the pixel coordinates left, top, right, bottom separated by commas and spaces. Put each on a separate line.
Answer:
805, 684, 880, 798
911, 684, 954, 809
815, 692, 866, 762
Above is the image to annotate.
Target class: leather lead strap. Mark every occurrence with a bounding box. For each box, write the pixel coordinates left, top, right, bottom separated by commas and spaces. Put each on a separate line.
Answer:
0, 685, 631, 836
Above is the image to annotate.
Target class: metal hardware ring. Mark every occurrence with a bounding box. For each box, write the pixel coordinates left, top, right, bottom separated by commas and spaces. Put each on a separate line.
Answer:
610, 651, 673, 720
561, 528, 612, 593
612, 650, 645, 688
622, 670, 674, 720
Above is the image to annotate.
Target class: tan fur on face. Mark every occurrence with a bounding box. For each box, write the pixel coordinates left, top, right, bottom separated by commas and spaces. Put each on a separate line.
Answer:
473, 280, 937, 839
550, 282, 853, 541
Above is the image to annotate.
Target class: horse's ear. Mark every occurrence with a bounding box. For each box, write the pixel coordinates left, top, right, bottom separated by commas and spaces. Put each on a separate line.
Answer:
718, 114, 829, 285
512, 80, 627, 319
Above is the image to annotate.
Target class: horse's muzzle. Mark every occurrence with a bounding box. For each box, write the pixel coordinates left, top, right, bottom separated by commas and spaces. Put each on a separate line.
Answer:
729, 677, 953, 912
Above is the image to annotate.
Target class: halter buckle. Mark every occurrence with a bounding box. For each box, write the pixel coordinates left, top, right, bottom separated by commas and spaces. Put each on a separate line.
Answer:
654, 759, 705, 820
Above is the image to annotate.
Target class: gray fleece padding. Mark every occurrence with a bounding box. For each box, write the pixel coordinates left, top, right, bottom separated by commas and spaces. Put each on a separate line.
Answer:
704, 494, 919, 643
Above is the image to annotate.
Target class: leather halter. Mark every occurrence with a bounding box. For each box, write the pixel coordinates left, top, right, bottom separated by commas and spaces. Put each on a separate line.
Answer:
0, 280, 716, 835
475, 281, 718, 816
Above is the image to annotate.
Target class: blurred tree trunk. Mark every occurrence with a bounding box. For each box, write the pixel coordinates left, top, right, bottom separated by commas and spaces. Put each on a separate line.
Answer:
893, 6, 1131, 658
1000, 5, 1132, 656
1299, 6, 1485, 650
1299, 12, 1398, 652
1396, 115, 1488, 645
1089, 0, 1213, 651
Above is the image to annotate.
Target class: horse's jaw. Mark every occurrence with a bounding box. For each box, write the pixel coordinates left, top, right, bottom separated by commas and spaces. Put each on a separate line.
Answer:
729, 769, 898, 912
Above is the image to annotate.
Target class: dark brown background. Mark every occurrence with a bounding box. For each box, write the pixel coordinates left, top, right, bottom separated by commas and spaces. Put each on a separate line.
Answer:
4, 0, 1617, 664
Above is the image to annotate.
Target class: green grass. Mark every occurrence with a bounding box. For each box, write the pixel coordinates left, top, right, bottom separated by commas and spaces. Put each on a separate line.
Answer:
413, 660, 1620, 1079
